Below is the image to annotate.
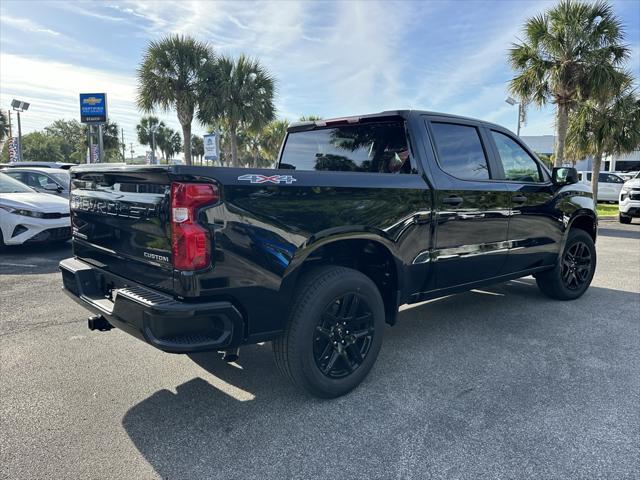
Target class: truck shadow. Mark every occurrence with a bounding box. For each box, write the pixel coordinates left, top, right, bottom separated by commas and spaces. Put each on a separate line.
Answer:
121, 280, 640, 479
0, 241, 71, 275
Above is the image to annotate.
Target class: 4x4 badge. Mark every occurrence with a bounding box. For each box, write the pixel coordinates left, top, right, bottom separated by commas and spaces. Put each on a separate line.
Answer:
237, 174, 297, 184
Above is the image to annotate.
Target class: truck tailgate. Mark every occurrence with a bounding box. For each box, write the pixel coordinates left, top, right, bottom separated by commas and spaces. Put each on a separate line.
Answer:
70, 166, 174, 294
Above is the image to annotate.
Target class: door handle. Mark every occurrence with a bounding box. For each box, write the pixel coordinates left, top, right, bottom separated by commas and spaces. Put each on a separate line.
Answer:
442, 195, 463, 206
511, 195, 527, 204
413, 212, 431, 224
459, 213, 485, 220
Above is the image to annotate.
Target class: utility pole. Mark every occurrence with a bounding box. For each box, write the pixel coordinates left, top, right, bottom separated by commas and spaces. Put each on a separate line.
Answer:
151, 128, 157, 164
505, 97, 525, 136
98, 124, 105, 162
121, 128, 125, 161
16, 112, 22, 160
87, 125, 94, 163
517, 103, 523, 136
11, 100, 30, 161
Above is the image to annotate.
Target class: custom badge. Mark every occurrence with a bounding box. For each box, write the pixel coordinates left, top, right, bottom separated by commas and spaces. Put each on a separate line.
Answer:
237, 174, 297, 184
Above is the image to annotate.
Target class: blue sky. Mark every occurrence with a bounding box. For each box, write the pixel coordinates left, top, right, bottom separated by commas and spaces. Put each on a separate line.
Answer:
1, 0, 639, 156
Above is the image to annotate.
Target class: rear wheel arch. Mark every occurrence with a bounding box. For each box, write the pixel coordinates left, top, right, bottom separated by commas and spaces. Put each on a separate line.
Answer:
281, 237, 401, 325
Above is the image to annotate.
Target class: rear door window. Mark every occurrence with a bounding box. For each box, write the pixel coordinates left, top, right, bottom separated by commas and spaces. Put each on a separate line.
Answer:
430, 123, 490, 180
280, 121, 413, 173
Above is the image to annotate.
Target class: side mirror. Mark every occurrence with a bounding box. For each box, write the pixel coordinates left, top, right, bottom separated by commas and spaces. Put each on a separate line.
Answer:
43, 183, 61, 192
552, 167, 578, 186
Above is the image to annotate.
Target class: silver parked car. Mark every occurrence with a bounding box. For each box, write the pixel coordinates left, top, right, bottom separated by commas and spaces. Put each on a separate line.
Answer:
3, 167, 71, 198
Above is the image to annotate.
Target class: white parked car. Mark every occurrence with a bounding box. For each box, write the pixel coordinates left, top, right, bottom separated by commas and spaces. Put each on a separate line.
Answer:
619, 171, 640, 224
0, 172, 71, 249
577, 171, 626, 202
3, 167, 70, 198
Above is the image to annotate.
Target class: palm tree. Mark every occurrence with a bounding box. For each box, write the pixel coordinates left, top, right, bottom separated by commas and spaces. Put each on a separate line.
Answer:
136, 116, 164, 161
508, 0, 629, 166
168, 130, 182, 161
191, 135, 204, 164
137, 35, 214, 165
198, 54, 275, 167
567, 75, 640, 202
261, 119, 289, 165
154, 125, 180, 162
0, 110, 9, 143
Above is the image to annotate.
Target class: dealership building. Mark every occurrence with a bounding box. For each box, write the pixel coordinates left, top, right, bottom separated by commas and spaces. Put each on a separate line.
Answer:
521, 135, 640, 172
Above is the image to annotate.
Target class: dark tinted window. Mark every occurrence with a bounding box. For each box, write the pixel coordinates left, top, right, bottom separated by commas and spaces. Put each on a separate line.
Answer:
491, 131, 542, 182
600, 173, 624, 183
431, 123, 489, 180
280, 121, 412, 173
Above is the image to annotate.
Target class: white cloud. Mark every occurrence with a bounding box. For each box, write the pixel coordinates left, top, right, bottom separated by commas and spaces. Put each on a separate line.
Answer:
0, 15, 60, 36
0, 0, 564, 147
0, 53, 206, 156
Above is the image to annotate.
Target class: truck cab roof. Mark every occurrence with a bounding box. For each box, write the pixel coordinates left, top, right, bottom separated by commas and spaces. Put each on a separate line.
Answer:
288, 110, 506, 133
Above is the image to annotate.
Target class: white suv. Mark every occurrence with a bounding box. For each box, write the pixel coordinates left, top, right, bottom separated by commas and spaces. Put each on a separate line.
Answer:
577, 171, 626, 202
619, 171, 640, 224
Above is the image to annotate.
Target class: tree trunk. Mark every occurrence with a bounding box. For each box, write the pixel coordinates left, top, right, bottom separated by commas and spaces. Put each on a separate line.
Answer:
230, 125, 239, 168
181, 123, 192, 165
554, 103, 569, 167
590, 151, 602, 204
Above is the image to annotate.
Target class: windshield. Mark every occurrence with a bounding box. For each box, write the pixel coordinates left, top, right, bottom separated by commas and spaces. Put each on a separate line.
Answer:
0, 172, 35, 193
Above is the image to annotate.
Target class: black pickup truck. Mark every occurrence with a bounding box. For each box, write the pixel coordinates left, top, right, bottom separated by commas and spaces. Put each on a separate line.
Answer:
60, 110, 597, 398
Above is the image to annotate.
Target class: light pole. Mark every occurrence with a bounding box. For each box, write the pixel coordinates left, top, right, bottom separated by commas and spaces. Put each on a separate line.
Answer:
505, 97, 525, 136
11, 99, 30, 161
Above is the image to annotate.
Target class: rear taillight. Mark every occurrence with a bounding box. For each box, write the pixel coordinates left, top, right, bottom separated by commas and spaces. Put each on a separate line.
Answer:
171, 182, 219, 271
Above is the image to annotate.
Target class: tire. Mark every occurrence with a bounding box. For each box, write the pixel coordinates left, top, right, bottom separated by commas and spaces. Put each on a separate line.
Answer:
535, 229, 596, 300
273, 266, 385, 398
0, 228, 5, 253
619, 213, 632, 224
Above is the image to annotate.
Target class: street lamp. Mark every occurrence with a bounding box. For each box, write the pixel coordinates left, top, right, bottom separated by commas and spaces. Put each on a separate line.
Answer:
505, 96, 525, 136
11, 99, 30, 161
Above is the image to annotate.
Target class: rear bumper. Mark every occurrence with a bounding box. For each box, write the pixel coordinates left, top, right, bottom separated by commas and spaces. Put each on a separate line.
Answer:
59, 257, 244, 353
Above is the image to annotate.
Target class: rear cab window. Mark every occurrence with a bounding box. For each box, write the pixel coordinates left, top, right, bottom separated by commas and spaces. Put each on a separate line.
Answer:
430, 122, 490, 180
279, 120, 414, 173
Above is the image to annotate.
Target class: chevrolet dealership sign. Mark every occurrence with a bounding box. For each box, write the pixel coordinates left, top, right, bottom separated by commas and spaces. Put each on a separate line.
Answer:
79, 93, 107, 123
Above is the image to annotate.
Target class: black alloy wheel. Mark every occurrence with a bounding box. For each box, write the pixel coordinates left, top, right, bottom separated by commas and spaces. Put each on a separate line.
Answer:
560, 240, 592, 290
535, 228, 596, 301
273, 266, 385, 398
313, 293, 375, 379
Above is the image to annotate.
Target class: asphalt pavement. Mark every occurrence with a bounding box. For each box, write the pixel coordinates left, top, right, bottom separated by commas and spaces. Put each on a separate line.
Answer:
1, 220, 639, 479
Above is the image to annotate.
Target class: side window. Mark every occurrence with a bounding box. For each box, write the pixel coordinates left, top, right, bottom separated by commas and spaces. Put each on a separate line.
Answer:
22, 173, 41, 188
491, 131, 542, 182
430, 123, 490, 180
280, 121, 413, 173
6, 172, 21, 183
601, 173, 623, 183
33, 173, 51, 187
